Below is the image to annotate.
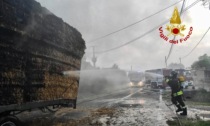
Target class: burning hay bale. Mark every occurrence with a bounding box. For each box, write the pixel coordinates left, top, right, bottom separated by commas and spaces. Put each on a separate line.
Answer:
39, 73, 79, 101
0, 0, 85, 105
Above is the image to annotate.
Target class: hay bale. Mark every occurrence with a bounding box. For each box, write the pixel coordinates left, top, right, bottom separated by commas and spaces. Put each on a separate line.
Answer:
0, 0, 85, 105
38, 75, 79, 100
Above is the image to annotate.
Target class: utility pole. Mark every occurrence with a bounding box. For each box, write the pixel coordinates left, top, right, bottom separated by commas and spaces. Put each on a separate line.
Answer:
179, 57, 182, 69
165, 56, 168, 68
208, 0, 210, 10
91, 46, 97, 68
202, 0, 210, 10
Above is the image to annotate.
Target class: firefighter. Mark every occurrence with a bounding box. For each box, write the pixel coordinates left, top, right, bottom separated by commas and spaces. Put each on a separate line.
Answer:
165, 71, 187, 116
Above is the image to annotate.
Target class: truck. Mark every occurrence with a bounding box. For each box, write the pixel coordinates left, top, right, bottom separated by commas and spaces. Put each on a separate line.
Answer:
0, 0, 86, 125
150, 78, 164, 89
145, 68, 194, 89
128, 71, 144, 87
145, 68, 172, 89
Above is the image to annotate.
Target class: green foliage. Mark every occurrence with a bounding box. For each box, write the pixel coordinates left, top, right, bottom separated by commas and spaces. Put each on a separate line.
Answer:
192, 54, 210, 69
167, 120, 210, 126
191, 89, 210, 103
112, 64, 119, 69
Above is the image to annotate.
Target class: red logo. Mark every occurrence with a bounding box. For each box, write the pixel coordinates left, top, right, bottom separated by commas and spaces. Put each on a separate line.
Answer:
159, 7, 193, 44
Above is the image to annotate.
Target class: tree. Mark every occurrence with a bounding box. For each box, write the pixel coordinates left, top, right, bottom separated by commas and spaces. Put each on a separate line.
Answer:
111, 64, 119, 69
191, 54, 210, 69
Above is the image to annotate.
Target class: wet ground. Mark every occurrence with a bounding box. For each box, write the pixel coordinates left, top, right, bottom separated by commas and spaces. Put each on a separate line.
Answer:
20, 87, 210, 126
89, 88, 171, 126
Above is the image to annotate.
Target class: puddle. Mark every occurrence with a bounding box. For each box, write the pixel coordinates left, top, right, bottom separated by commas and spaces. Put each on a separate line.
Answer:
61, 111, 89, 120
54, 109, 90, 121
189, 108, 210, 120
200, 114, 210, 120
117, 99, 145, 108
159, 94, 163, 102
95, 99, 118, 103
118, 103, 143, 108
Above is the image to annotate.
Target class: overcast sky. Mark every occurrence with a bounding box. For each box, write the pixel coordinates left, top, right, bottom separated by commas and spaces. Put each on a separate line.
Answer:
36, 0, 210, 71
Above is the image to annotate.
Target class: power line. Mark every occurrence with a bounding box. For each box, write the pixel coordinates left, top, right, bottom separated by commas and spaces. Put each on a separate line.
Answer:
95, 20, 169, 53
95, 0, 200, 54
88, 0, 183, 43
181, 27, 210, 59
183, 0, 201, 11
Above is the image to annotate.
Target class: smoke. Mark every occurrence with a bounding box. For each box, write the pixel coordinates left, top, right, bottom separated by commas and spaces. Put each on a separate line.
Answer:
72, 60, 171, 102
15, 0, 55, 49
78, 69, 129, 100
63, 59, 129, 102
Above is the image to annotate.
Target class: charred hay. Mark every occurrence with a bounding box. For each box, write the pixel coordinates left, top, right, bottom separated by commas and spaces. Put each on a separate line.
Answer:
0, 0, 85, 105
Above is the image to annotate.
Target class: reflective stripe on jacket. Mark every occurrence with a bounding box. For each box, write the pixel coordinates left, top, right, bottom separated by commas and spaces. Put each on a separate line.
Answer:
165, 79, 170, 83
173, 90, 183, 97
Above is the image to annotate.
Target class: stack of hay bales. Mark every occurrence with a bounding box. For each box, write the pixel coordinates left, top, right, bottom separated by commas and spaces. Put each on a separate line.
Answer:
0, 0, 85, 105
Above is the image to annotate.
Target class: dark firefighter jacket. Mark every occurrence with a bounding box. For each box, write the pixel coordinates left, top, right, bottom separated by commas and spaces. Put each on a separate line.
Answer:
166, 78, 183, 97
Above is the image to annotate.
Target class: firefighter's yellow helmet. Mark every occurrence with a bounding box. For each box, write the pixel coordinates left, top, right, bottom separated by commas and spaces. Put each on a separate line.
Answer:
178, 76, 185, 82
